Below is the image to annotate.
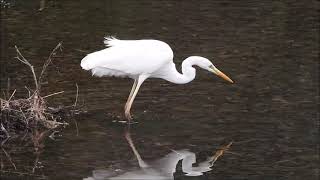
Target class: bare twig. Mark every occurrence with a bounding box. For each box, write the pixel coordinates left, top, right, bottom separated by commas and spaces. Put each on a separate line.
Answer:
42, 91, 64, 99
7, 89, 16, 102
73, 48, 90, 53
48, 130, 59, 140
14, 46, 39, 90
38, 42, 62, 87
24, 86, 32, 97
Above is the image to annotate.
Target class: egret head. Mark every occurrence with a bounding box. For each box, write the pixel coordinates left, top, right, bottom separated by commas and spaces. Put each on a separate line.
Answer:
194, 56, 234, 83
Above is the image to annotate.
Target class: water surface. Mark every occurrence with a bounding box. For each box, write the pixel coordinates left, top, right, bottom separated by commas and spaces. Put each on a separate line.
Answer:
0, 0, 318, 179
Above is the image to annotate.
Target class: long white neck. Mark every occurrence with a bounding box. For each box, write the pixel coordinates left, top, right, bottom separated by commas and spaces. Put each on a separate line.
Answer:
163, 57, 202, 84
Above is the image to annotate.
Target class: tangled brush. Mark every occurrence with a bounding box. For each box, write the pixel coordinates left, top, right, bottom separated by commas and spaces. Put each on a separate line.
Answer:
0, 43, 69, 143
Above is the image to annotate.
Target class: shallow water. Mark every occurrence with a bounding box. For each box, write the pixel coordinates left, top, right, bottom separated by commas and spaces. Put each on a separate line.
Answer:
0, 0, 319, 179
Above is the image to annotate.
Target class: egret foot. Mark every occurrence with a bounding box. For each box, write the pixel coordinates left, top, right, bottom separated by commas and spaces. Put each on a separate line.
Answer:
125, 110, 133, 121
112, 120, 138, 124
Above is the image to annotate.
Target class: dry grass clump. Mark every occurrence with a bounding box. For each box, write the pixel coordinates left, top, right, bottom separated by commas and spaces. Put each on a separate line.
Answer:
0, 43, 69, 144
1, 89, 66, 132
0, 43, 77, 175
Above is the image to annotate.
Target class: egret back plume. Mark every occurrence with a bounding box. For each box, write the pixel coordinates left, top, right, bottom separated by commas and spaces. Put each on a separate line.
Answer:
104, 36, 121, 47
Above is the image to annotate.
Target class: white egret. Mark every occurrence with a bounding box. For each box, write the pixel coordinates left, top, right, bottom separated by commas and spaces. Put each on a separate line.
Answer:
80, 37, 233, 121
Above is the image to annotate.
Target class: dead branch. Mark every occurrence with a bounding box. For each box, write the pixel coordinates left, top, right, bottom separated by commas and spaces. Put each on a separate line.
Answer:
14, 46, 39, 90
7, 90, 16, 102
43, 91, 64, 99
38, 42, 62, 89
24, 86, 32, 97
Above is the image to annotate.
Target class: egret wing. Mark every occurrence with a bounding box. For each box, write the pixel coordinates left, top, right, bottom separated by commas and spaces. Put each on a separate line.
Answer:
80, 38, 173, 77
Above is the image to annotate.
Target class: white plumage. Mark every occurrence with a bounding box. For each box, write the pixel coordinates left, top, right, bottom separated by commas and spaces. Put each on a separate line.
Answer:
81, 37, 233, 121
81, 37, 173, 79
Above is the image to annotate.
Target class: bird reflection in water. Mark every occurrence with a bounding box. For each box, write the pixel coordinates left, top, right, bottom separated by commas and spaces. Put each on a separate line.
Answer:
84, 130, 232, 180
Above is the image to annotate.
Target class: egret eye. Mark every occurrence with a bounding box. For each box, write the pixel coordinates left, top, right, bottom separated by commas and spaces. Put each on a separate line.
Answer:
209, 65, 214, 69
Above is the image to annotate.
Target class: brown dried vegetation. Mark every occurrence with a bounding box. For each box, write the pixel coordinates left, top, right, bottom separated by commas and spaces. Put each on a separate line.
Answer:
0, 43, 74, 175
0, 43, 68, 140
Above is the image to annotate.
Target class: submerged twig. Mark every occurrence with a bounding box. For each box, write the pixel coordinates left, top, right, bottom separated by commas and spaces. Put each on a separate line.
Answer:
39, 0, 46, 11
1, 147, 16, 170
0, 123, 10, 139
1, 123, 10, 146
72, 83, 79, 136
210, 141, 233, 165
6, 78, 11, 100
0, 170, 47, 178
32, 152, 41, 173
73, 83, 79, 107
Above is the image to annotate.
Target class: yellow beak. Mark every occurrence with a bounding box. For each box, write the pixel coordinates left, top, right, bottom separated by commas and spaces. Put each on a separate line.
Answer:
210, 67, 234, 83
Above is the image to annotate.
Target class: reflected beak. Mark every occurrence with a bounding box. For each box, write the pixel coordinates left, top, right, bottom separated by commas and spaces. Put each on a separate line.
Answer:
210, 67, 234, 83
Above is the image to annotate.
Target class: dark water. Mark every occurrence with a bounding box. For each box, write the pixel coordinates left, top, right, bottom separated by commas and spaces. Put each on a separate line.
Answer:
0, 0, 319, 179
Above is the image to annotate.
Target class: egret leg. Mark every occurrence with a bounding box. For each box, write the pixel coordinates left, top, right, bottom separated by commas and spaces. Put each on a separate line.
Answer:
125, 75, 148, 121
125, 79, 138, 111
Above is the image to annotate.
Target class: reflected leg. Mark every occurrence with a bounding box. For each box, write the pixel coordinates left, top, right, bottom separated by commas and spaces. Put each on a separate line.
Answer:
124, 130, 148, 168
